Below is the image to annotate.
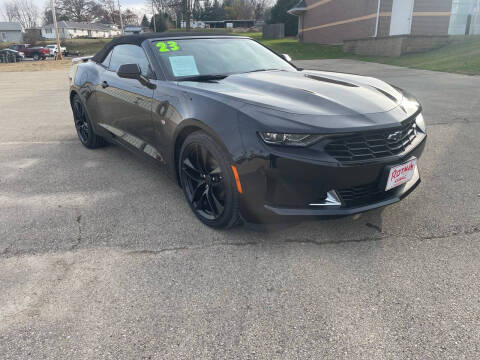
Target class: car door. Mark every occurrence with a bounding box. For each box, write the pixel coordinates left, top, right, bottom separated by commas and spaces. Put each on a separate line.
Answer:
95, 44, 155, 150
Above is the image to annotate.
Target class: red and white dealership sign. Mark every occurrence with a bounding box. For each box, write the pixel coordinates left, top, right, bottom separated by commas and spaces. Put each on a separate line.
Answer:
385, 159, 417, 191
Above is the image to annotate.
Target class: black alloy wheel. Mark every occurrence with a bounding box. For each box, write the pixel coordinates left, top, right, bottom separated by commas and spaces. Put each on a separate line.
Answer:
71, 95, 105, 149
182, 144, 225, 220
73, 98, 89, 143
179, 131, 240, 228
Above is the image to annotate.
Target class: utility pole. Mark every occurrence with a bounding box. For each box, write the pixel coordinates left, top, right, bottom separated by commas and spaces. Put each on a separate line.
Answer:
117, 0, 124, 35
185, 0, 191, 31
152, 0, 156, 32
50, 0, 63, 60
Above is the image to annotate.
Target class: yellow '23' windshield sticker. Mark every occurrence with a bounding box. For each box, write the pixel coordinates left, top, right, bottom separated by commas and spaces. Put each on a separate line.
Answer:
156, 41, 180, 53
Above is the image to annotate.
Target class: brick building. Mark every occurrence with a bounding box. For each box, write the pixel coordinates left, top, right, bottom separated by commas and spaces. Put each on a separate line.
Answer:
288, 0, 480, 44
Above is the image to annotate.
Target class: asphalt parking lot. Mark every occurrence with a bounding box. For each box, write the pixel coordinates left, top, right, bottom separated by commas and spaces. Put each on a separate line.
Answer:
1, 60, 479, 359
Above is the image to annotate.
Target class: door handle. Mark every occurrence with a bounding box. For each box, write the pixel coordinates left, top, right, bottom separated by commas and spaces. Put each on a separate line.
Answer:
101, 81, 109, 89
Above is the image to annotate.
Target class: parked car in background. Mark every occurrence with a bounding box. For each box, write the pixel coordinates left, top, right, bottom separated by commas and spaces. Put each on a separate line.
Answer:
46, 44, 68, 57
10, 44, 50, 60
0, 48, 24, 63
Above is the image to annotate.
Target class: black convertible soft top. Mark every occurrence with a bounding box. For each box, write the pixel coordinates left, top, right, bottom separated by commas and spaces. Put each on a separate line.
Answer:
91, 32, 240, 63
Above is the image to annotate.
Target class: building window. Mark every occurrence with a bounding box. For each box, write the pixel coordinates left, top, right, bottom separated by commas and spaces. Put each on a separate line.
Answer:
1, 32, 6, 41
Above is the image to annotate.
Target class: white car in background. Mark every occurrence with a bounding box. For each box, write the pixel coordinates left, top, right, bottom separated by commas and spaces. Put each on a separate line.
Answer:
46, 44, 67, 57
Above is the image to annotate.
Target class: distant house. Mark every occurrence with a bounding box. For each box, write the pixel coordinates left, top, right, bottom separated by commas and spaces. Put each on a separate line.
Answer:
179, 20, 255, 29
41, 21, 121, 39
0, 22, 22, 42
180, 20, 206, 29
124, 25, 143, 35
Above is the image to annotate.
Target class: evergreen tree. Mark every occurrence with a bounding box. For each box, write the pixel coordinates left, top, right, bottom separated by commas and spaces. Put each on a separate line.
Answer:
150, 14, 168, 32
212, 0, 224, 20
141, 14, 150, 27
269, 0, 298, 36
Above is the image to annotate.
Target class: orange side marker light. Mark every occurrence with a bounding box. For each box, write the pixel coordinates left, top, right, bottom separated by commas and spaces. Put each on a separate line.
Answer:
231, 165, 243, 194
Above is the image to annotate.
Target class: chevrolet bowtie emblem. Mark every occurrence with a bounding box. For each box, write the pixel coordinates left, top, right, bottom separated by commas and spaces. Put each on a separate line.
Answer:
387, 131, 402, 142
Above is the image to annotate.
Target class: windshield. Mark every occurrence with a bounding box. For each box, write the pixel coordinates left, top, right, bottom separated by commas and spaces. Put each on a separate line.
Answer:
151, 38, 296, 80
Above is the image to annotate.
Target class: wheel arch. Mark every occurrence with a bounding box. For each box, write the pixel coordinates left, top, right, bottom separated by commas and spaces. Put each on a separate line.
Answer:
172, 119, 234, 186
69, 90, 79, 106
69, 88, 102, 135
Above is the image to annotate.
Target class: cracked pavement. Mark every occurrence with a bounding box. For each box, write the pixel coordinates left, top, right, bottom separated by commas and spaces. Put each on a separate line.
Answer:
1, 60, 479, 359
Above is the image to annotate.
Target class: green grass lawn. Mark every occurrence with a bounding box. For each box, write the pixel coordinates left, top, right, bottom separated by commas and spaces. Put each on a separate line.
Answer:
255, 34, 480, 75
351, 36, 480, 75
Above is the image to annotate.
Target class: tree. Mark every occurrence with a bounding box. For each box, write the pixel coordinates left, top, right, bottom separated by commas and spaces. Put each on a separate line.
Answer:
141, 14, 149, 27
151, 0, 178, 18
0, 4, 14, 21
2, 0, 39, 29
42, 8, 54, 25
200, 0, 223, 21
122, 9, 139, 25
55, 0, 104, 22
263, 6, 271, 22
211, 0, 224, 20
98, 0, 116, 23
269, 0, 298, 36
192, 0, 202, 20
150, 13, 168, 32
253, 0, 268, 20
223, 0, 255, 20
42, 8, 69, 25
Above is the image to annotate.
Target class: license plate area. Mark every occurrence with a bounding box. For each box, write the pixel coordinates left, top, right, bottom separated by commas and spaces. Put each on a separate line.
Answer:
384, 158, 417, 191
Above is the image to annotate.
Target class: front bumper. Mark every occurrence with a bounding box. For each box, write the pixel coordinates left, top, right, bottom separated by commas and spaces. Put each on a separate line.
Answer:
237, 134, 426, 222
265, 166, 420, 216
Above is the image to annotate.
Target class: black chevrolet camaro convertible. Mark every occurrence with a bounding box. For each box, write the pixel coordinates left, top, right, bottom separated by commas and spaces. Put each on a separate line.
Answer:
69, 33, 426, 228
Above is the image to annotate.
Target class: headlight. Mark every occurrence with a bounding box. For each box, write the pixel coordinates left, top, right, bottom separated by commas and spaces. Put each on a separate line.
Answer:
259, 132, 324, 147
415, 113, 426, 133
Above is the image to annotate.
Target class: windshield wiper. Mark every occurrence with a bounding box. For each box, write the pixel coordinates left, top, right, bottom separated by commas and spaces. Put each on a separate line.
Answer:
177, 74, 229, 82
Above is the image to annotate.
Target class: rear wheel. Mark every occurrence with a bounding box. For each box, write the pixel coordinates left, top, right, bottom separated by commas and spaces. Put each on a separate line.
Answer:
179, 131, 241, 229
71, 95, 106, 149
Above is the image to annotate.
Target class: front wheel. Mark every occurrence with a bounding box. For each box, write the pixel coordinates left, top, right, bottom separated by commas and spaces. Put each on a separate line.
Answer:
179, 131, 241, 229
33, 53, 39, 61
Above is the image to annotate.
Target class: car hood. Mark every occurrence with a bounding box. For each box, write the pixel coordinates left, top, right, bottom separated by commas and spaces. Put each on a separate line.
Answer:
178, 69, 404, 116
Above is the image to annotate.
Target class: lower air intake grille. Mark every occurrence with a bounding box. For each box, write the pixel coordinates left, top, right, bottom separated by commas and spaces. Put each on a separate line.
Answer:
337, 182, 396, 207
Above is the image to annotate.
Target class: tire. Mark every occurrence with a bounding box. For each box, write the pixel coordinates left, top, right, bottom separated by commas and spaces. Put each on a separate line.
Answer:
179, 131, 241, 229
71, 94, 106, 149
33, 53, 39, 61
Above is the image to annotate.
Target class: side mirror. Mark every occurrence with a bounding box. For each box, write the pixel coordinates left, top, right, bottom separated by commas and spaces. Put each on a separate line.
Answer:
280, 54, 292, 62
117, 63, 141, 79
